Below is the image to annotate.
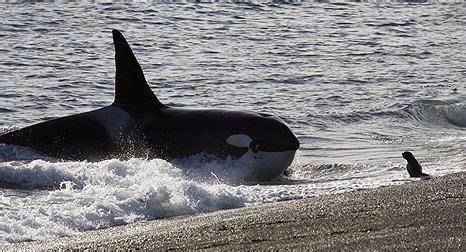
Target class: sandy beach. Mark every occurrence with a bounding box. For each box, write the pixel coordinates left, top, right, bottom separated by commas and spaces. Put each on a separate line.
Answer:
6, 172, 464, 250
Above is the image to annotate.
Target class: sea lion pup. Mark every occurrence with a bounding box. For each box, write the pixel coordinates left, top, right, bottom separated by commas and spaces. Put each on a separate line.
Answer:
402, 151, 431, 178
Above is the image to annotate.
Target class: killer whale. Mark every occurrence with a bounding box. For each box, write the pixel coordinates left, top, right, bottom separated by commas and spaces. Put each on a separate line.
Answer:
0, 29, 300, 181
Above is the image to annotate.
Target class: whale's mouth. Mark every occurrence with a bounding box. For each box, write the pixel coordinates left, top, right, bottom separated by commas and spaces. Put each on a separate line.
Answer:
226, 133, 300, 153
249, 137, 300, 153
241, 150, 296, 182
226, 134, 298, 181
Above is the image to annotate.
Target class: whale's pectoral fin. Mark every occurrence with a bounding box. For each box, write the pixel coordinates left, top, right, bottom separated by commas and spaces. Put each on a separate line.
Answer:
112, 29, 164, 106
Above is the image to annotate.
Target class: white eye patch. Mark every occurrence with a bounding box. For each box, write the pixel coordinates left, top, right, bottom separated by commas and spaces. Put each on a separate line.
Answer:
226, 134, 252, 148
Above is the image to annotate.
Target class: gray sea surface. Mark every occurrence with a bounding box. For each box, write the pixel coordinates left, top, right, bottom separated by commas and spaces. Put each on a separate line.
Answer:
0, 0, 465, 244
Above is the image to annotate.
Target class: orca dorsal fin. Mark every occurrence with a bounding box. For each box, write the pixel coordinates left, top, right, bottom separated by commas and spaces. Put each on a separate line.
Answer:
112, 29, 162, 106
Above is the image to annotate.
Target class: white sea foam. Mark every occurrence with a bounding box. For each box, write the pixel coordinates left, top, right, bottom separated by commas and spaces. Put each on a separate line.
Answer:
1, 146, 463, 244
0, 158, 250, 244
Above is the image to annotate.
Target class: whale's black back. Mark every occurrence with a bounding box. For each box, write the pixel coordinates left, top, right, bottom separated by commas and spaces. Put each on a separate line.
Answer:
0, 109, 116, 160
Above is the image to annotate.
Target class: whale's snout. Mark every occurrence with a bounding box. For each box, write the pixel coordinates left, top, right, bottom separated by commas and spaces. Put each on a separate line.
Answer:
253, 116, 300, 153
226, 114, 300, 153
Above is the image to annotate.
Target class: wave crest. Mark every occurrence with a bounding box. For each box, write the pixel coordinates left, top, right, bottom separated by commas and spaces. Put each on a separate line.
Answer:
403, 100, 466, 128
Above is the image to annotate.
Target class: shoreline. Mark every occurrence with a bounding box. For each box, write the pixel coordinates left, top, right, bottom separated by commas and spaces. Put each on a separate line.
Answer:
6, 172, 464, 250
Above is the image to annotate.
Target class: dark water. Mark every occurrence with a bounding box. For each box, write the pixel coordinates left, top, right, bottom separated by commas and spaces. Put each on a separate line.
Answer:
0, 0, 465, 244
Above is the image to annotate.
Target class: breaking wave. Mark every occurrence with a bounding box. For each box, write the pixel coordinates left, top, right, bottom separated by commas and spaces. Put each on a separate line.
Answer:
0, 157, 249, 244
307, 100, 466, 129
402, 100, 466, 128
0, 141, 463, 244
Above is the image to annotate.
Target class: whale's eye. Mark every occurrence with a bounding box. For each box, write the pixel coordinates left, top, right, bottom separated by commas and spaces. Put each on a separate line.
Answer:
250, 141, 260, 153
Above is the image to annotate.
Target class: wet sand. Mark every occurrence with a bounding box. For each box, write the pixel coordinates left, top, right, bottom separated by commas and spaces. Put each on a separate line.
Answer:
7, 172, 464, 250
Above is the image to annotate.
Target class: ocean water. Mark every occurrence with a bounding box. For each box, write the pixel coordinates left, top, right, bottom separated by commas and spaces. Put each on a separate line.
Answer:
0, 0, 465, 244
